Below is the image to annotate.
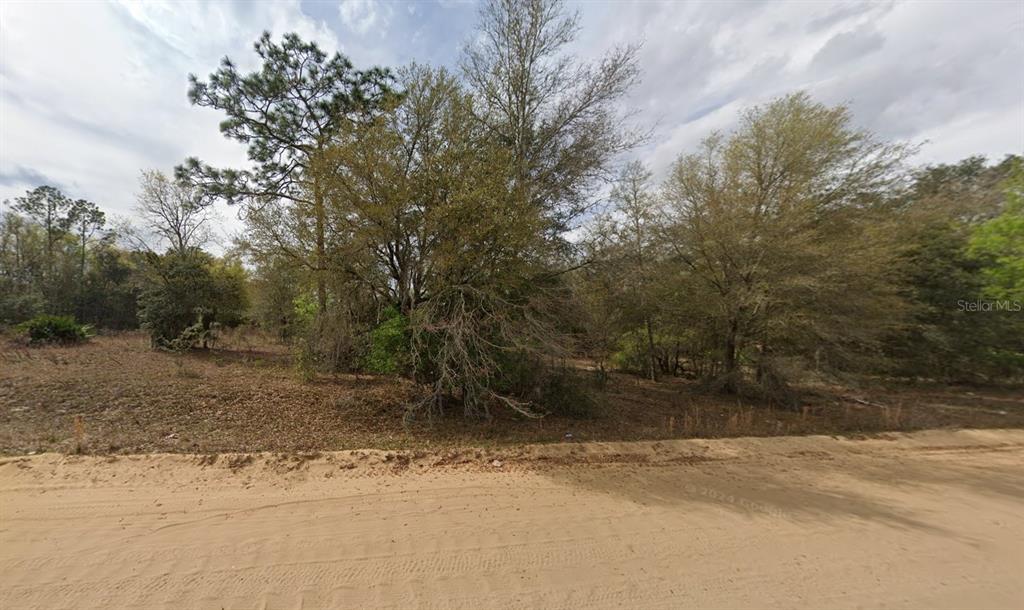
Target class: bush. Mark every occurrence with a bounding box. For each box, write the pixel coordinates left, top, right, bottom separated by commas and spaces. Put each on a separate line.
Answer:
362, 307, 410, 374
0, 289, 45, 326
611, 332, 648, 373
494, 352, 606, 419
137, 249, 248, 348
294, 311, 359, 379
537, 368, 607, 419
18, 314, 92, 344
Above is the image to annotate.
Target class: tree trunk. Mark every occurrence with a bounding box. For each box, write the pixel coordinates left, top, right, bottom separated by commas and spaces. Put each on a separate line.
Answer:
756, 332, 769, 384
756, 311, 770, 384
645, 316, 657, 381
78, 230, 87, 319
314, 182, 327, 314
723, 318, 739, 393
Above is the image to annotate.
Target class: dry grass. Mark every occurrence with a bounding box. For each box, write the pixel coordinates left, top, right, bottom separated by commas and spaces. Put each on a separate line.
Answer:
2, 332, 1022, 455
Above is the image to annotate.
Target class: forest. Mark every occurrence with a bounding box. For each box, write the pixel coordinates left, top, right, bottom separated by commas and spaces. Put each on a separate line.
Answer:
2, 0, 1022, 429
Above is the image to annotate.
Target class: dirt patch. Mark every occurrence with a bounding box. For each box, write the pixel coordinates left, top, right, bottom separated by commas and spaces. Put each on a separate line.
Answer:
2, 333, 1023, 456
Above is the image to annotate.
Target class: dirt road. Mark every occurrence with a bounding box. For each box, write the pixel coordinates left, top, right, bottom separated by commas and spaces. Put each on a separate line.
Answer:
2, 429, 1022, 609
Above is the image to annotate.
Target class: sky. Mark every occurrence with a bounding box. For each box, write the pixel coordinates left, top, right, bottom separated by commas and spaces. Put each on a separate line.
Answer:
2, 0, 1023, 244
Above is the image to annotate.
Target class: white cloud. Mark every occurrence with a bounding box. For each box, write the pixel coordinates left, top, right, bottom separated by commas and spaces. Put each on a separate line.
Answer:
0, 0, 341, 245
1, 0, 1020, 247
574, 0, 1022, 177
339, 0, 389, 36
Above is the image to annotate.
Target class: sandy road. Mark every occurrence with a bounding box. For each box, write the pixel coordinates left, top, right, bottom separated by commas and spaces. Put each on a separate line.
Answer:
1, 429, 1023, 609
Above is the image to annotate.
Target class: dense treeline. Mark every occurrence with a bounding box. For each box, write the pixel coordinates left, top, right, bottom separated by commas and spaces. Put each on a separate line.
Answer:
0, 187, 138, 329
1, 175, 248, 347
582, 145, 1023, 397
2, 0, 1021, 418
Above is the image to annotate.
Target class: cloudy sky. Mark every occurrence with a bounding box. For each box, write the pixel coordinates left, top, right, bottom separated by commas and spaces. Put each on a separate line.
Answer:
2, 0, 1022, 241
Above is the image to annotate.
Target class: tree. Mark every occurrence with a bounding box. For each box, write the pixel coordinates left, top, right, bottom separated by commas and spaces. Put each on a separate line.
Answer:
969, 158, 1024, 302
461, 0, 642, 237
325, 0, 647, 419
134, 170, 210, 254
10, 186, 104, 316
320, 64, 562, 418
319, 65, 518, 313
661, 93, 912, 395
2, 192, 138, 327
582, 162, 664, 379
13, 186, 71, 282
249, 254, 305, 339
887, 155, 1023, 382
66, 198, 105, 314
177, 32, 395, 314
137, 249, 248, 348
0, 206, 47, 322
610, 161, 660, 379
78, 244, 139, 330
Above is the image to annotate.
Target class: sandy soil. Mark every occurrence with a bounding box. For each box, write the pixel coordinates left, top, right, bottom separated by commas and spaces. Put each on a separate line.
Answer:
2, 430, 1022, 609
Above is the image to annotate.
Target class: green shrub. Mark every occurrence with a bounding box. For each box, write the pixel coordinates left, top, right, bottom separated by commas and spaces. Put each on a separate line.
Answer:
611, 332, 648, 373
18, 314, 92, 344
362, 306, 410, 374
137, 249, 248, 348
0, 290, 45, 326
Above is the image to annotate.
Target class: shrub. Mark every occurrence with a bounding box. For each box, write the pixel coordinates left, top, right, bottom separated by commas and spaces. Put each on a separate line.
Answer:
293, 305, 360, 379
137, 249, 248, 348
0, 290, 45, 326
611, 332, 648, 373
537, 368, 607, 419
166, 314, 215, 352
18, 314, 92, 344
362, 307, 410, 374
494, 352, 606, 419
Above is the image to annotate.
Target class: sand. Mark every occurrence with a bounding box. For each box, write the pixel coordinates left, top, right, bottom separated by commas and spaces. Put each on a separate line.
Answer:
1, 429, 1022, 609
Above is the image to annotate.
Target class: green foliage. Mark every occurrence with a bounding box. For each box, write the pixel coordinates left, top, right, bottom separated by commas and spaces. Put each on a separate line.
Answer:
464, 0, 640, 233
179, 31, 395, 204
887, 155, 1024, 382
292, 308, 359, 378
2, 189, 136, 329
249, 257, 305, 338
18, 314, 91, 344
654, 92, 911, 392
76, 246, 139, 329
319, 63, 574, 418
894, 225, 988, 374
180, 16, 638, 419
490, 352, 605, 419
137, 249, 248, 349
1, 290, 45, 326
208, 257, 250, 327
362, 307, 410, 374
154, 18, 1022, 422
968, 158, 1024, 302
177, 31, 398, 315
292, 293, 318, 330
611, 331, 650, 373
12, 186, 72, 248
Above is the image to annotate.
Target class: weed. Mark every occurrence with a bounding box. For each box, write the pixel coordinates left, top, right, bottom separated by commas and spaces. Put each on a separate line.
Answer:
72, 415, 85, 454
